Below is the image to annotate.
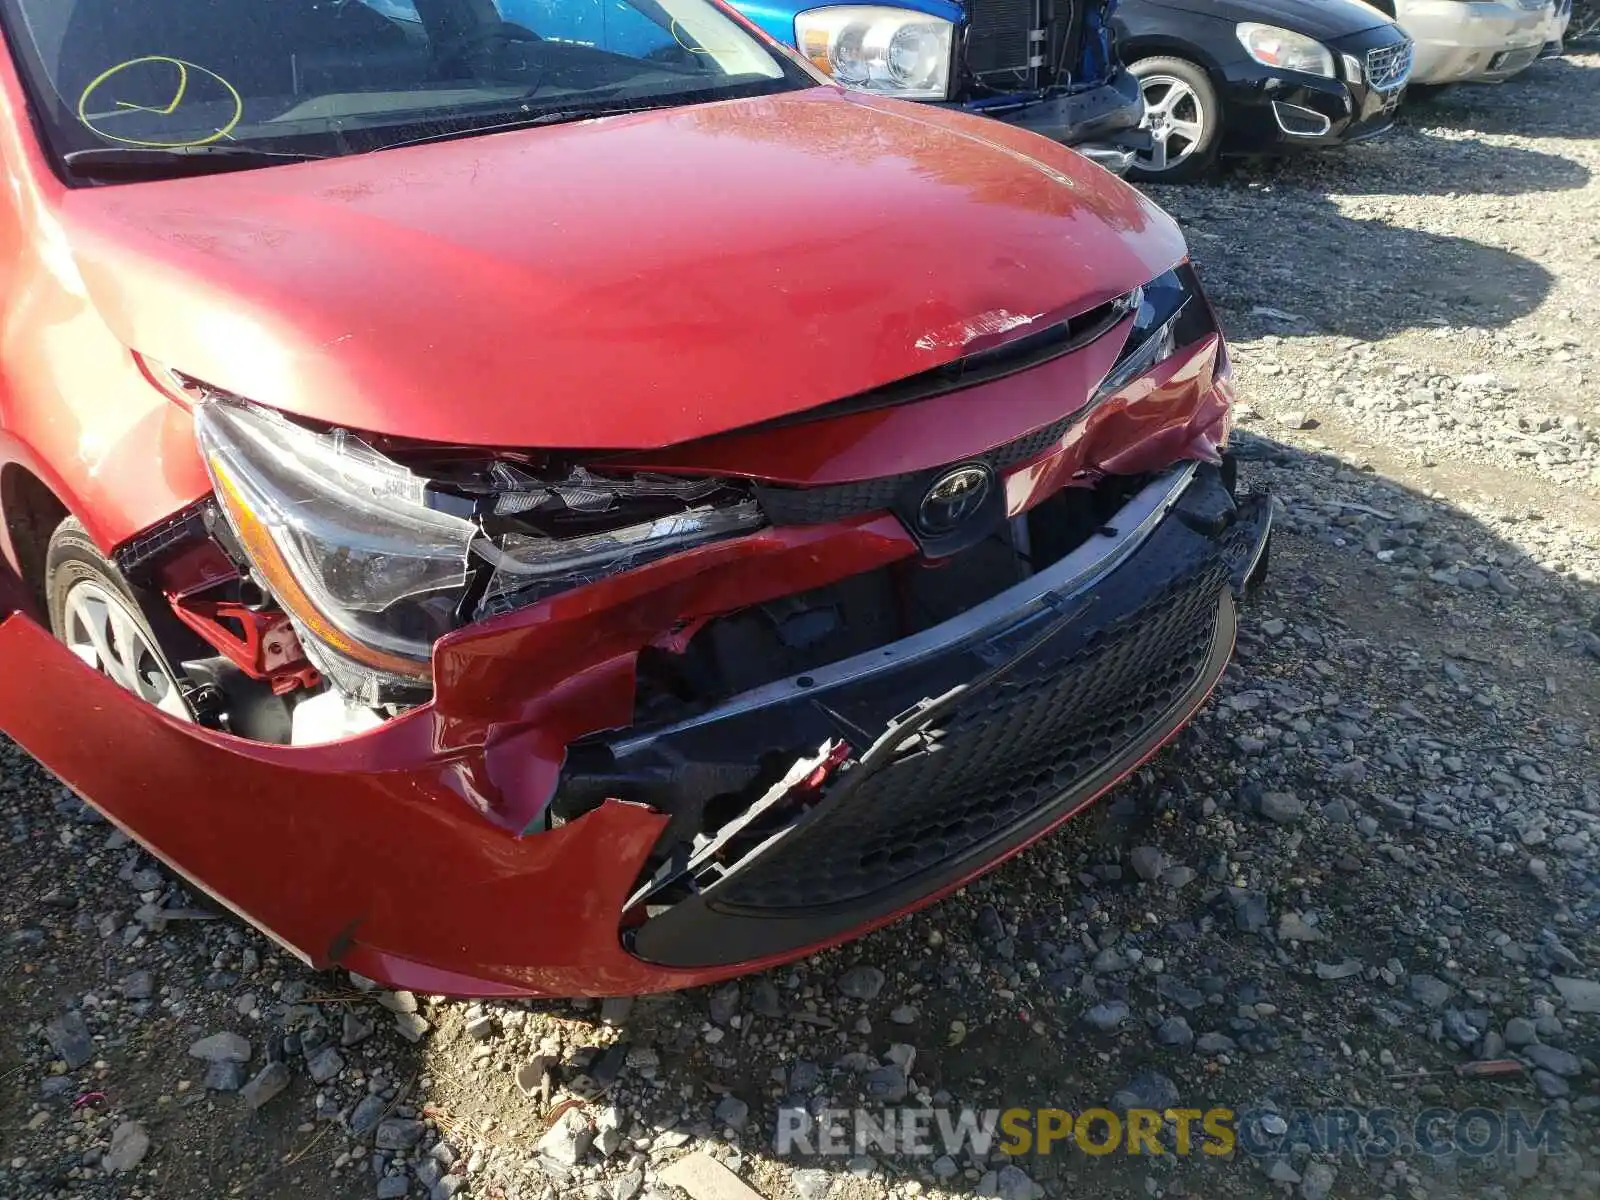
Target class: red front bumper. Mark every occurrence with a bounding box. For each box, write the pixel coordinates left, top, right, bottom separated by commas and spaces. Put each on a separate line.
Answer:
0, 327, 1241, 998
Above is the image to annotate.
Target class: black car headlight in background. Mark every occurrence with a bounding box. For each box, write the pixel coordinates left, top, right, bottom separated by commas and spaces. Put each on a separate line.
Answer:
193, 398, 763, 702
1235, 22, 1336, 78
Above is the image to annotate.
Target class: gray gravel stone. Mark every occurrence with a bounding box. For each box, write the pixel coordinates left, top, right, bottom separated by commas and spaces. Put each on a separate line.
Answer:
101, 1120, 150, 1174
375, 1119, 427, 1151
538, 1106, 595, 1165
1409, 974, 1454, 1009
342, 1011, 374, 1047
189, 1031, 251, 1063
864, 1064, 908, 1103
376, 1177, 409, 1199
1505, 1017, 1539, 1047
306, 1045, 344, 1084
836, 965, 885, 1001
995, 1164, 1039, 1200
1301, 1163, 1337, 1200
1155, 1016, 1194, 1047
1112, 1071, 1180, 1111
350, 1094, 388, 1136
1085, 1001, 1130, 1031
714, 1095, 750, 1131
1129, 846, 1165, 880
1524, 1043, 1582, 1077
1553, 976, 1600, 1013
204, 1060, 246, 1092
1259, 791, 1307, 824
241, 1062, 291, 1111
708, 982, 741, 1026
393, 1012, 430, 1043
44, 1010, 94, 1069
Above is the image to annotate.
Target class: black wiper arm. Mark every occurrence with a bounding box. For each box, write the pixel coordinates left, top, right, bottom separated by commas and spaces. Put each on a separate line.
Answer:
63, 145, 326, 181
373, 105, 654, 153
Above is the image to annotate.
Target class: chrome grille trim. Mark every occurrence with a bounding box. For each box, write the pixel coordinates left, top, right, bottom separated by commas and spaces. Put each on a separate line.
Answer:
1365, 40, 1414, 91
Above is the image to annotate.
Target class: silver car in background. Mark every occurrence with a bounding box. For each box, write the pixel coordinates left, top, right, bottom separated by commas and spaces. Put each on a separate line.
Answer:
1394, 0, 1553, 88
1541, 0, 1573, 53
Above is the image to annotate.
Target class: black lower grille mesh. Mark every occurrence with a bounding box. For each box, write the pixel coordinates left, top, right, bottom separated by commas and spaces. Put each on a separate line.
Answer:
715, 558, 1227, 912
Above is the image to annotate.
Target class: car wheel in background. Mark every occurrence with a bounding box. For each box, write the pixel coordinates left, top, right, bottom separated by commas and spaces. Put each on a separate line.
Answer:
1128, 57, 1220, 183
46, 517, 199, 722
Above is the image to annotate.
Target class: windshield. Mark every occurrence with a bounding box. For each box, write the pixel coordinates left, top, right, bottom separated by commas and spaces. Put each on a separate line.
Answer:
0, 0, 811, 172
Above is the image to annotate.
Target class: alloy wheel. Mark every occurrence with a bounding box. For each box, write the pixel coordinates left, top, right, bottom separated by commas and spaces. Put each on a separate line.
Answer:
61, 578, 192, 721
1137, 75, 1207, 174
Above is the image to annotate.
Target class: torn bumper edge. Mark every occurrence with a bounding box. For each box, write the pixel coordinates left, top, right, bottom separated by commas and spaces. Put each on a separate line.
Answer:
593, 463, 1271, 968
0, 368, 1249, 998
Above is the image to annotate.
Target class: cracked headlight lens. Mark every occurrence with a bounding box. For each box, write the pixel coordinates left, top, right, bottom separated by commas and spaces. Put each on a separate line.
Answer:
193, 397, 763, 700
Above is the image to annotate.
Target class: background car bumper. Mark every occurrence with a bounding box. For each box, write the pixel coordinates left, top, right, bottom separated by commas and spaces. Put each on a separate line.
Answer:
954, 69, 1150, 172
1219, 71, 1402, 154
1400, 0, 1551, 82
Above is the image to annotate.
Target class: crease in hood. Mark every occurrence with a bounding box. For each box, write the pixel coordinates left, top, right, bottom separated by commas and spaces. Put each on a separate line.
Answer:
60, 87, 1187, 450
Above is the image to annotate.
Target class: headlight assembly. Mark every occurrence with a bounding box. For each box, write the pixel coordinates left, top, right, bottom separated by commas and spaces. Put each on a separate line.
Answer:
193, 398, 764, 701
1092, 267, 1208, 403
796, 6, 954, 99
1235, 23, 1336, 78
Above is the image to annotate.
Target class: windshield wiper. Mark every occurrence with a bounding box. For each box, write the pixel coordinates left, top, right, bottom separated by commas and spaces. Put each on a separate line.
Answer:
372, 104, 654, 153
63, 145, 326, 181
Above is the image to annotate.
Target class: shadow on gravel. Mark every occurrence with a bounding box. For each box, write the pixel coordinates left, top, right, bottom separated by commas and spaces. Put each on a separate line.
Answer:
1168, 188, 1554, 343
512, 428, 1597, 1200
1, 450, 1597, 1200
1406, 56, 1600, 141
1231, 131, 1592, 198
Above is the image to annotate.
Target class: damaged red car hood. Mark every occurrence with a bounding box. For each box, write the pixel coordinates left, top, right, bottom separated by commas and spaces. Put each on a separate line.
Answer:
61, 88, 1186, 449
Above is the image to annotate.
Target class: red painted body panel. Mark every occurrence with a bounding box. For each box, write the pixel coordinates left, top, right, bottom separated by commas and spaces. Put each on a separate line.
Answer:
0, 609, 1231, 996
0, 15, 1239, 994
57, 89, 1183, 454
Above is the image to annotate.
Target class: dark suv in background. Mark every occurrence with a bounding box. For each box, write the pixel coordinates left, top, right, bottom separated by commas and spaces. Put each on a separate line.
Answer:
1115, 0, 1414, 181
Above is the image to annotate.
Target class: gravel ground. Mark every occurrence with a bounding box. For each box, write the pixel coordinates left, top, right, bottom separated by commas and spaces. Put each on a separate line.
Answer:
3, 58, 1599, 1200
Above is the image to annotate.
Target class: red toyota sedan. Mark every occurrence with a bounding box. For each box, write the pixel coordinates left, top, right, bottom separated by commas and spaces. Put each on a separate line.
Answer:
0, 0, 1267, 995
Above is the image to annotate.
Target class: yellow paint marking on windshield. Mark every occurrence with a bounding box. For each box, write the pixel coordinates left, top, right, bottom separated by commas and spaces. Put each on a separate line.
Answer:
114, 58, 189, 115
78, 57, 243, 148
670, 17, 735, 55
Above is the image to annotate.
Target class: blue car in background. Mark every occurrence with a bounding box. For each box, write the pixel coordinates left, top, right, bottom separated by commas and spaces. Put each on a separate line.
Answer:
359, 0, 1147, 171
730, 0, 1148, 170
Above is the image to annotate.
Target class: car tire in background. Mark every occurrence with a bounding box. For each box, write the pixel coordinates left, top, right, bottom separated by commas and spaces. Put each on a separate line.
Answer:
1127, 56, 1221, 183
46, 516, 201, 723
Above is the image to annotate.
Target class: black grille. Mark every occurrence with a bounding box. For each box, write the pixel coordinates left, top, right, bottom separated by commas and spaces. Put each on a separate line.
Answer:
714, 558, 1227, 912
965, 0, 1041, 78
754, 411, 1077, 526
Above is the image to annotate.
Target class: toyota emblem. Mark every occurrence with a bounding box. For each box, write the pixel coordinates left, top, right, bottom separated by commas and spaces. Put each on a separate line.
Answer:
917, 464, 993, 536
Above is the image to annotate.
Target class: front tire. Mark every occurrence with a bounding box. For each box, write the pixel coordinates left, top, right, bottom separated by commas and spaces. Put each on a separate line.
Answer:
1127, 56, 1221, 184
46, 517, 199, 722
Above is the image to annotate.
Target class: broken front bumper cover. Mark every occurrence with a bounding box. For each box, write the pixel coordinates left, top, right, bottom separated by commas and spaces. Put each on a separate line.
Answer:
0, 462, 1267, 995
572, 462, 1271, 969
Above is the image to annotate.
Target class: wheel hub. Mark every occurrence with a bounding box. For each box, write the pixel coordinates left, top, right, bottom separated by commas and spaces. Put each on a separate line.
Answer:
61, 579, 192, 721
